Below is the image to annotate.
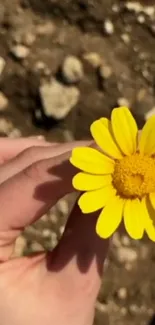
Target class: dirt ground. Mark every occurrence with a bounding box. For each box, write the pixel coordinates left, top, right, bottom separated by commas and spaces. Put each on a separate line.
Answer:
0, 0, 155, 324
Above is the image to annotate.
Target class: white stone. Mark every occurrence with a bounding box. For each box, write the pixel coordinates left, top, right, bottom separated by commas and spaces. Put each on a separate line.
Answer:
62, 56, 84, 83
11, 45, 30, 59
103, 19, 114, 35
137, 15, 145, 24
40, 78, 80, 119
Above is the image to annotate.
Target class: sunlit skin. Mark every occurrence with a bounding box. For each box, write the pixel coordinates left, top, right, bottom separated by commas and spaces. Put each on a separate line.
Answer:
0, 137, 108, 325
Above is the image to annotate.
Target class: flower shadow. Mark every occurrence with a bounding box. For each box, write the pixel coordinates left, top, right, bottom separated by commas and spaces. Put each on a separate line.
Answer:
34, 158, 109, 276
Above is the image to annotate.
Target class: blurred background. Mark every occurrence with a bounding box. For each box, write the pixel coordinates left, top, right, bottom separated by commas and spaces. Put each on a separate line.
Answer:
0, 0, 155, 324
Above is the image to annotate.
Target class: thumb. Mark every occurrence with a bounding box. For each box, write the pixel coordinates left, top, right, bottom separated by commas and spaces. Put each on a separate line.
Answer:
50, 203, 109, 304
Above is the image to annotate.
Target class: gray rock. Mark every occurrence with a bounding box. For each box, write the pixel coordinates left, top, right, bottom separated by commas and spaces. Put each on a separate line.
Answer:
40, 78, 80, 119
62, 55, 84, 83
11, 45, 30, 59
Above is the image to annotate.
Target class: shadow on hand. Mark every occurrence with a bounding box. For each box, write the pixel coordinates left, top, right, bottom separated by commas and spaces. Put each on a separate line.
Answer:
34, 158, 109, 277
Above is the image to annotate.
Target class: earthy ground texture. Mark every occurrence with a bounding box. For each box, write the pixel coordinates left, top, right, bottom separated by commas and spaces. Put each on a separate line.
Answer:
1, 0, 155, 324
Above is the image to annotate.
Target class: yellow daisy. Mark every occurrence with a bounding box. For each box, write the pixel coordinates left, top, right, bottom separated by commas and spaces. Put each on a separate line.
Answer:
70, 106, 155, 240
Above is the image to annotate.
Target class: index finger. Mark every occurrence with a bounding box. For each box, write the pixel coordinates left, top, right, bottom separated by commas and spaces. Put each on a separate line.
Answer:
0, 150, 76, 261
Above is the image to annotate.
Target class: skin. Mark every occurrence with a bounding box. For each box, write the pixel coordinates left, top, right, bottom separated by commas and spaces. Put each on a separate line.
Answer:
0, 137, 109, 325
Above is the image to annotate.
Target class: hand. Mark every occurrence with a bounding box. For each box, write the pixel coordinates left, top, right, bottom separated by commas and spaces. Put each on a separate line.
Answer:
0, 137, 109, 325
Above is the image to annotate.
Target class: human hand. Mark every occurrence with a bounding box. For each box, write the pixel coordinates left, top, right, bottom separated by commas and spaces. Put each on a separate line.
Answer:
0, 137, 109, 325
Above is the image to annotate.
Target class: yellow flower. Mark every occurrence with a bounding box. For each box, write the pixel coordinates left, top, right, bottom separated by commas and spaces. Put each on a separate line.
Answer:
70, 106, 155, 240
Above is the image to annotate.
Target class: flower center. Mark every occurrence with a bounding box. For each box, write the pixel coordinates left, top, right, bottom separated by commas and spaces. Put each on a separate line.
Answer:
113, 154, 155, 198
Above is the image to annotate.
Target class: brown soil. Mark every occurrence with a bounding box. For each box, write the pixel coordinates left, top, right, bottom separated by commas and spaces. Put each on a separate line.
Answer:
1, 0, 155, 324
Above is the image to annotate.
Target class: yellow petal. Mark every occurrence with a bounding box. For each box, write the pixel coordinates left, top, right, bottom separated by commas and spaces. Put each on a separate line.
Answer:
124, 199, 144, 239
149, 192, 155, 209
73, 173, 112, 191
139, 115, 155, 155
90, 118, 123, 159
96, 196, 124, 239
100, 117, 109, 128
70, 147, 114, 174
111, 106, 138, 155
142, 197, 155, 242
78, 185, 116, 213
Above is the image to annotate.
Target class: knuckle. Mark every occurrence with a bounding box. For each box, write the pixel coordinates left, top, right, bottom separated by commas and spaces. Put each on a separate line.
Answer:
19, 146, 42, 161
23, 160, 44, 183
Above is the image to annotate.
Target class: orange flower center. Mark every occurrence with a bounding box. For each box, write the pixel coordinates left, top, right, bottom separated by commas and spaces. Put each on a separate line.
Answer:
113, 154, 155, 198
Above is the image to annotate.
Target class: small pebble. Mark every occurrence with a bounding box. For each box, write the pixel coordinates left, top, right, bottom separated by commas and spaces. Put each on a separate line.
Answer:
11, 44, 30, 59
34, 61, 47, 72
117, 287, 127, 300
0, 92, 8, 110
31, 242, 44, 252
9, 128, 22, 138
112, 4, 119, 13
42, 229, 51, 238
59, 225, 65, 235
62, 55, 84, 83
121, 33, 130, 44
116, 247, 138, 263
37, 22, 56, 36
99, 65, 112, 79
103, 19, 114, 35
83, 52, 103, 68
0, 57, 5, 76
112, 232, 121, 248
49, 213, 58, 224
117, 97, 130, 107
121, 235, 130, 246
13, 235, 26, 257
96, 301, 108, 313
23, 32, 36, 46
129, 304, 139, 315
120, 307, 127, 316
145, 106, 155, 120
57, 199, 69, 215
137, 14, 145, 24
0, 118, 13, 134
